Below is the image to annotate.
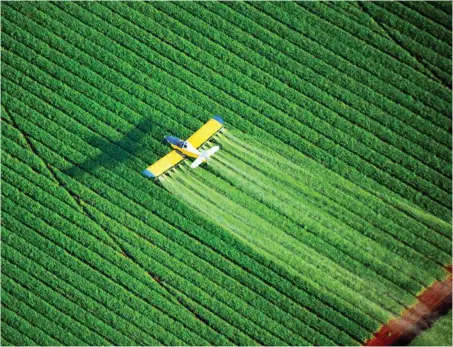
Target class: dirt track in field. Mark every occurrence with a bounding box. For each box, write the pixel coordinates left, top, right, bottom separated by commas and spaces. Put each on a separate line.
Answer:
365, 266, 452, 346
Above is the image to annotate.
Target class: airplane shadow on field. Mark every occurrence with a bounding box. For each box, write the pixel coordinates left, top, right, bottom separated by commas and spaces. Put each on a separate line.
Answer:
64, 117, 165, 180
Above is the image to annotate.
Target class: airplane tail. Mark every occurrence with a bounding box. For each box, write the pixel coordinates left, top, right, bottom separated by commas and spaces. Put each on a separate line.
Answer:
191, 146, 220, 169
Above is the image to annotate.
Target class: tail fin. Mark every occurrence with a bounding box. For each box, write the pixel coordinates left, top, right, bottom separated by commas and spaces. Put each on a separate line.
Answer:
191, 146, 219, 169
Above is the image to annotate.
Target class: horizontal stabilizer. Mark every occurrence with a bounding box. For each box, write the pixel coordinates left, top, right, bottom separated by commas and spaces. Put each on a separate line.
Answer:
190, 156, 205, 169
191, 146, 220, 169
205, 145, 220, 157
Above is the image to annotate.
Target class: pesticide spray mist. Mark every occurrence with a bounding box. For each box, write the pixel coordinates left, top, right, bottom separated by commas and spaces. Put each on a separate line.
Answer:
160, 130, 414, 318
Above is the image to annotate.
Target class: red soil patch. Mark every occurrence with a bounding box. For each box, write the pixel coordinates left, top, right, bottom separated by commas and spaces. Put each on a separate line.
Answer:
364, 266, 452, 346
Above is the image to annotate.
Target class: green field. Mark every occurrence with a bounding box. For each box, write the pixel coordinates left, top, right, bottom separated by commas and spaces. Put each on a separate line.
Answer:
410, 310, 452, 346
1, 1, 452, 345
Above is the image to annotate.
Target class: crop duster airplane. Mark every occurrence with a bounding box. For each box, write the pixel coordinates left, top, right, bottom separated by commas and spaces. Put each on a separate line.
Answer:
143, 116, 224, 179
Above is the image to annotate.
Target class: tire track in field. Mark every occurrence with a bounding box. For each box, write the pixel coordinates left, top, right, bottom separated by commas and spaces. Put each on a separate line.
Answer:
357, 1, 450, 89
3, 106, 124, 253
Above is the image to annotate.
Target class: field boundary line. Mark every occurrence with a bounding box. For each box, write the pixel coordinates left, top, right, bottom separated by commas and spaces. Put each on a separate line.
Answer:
364, 266, 452, 346
2, 111, 124, 254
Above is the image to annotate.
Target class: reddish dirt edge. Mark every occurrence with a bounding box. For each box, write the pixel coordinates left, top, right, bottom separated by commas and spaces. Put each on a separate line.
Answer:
364, 265, 452, 346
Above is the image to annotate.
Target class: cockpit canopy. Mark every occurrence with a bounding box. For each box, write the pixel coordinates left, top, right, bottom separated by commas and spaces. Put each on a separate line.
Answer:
164, 136, 186, 148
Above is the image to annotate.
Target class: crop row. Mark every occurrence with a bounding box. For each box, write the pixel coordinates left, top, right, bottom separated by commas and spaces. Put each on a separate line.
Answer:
95, 2, 452, 226
124, 1, 451, 188
2, 174, 328, 346
1, 156, 254, 345
2, 51, 448, 282
175, 167, 405, 314
1, 149, 249, 346
429, 1, 453, 14
78, 178, 371, 344
221, 131, 451, 244
376, 1, 450, 45
212, 146, 449, 273
107, 0, 446, 151
1, 318, 38, 346
293, 1, 452, 89
3, 167, 314, 346
1, 10, 444, 247
1, 93, 386, 342
321, 3, 451, 86
217, 135, 451, 259
4, 33, 444, 264
204, 1, 451, 134
8, 1, 450, 205
174, 166, 415, 312
136, 0, 451, 144
1, 127, 56, 184
221, 144, 446, 271
289, 1, 451, 103
402, 1, 451, 31
5, 0, 450, 239
3, 3, 451, 344
2, 100, 442, 346
7, 10, 448, 220
2, 267, 112, 345
1, 142, 125, 255
2, 7, 201, 139
13, 2, 448, 220
15, 0, 438, 204
2, 189, 209, 346
0, 73, 414, 324
308, 2, 447, 84
1, 106, 372, 346
4, 44, 448, 274
3, 109, 352, 346
147, 0, 452, 164
2, 235, 160, 346
1, 305, 57, 346
362, 1, 451, 59
259, 1, 451, 115
1, 128, 249, 347
40, 1, 450, 208
0, 153, 264, 347
2, 287, 84, 345
4, 53, 448, 280
378, 21, 451, 84
190, 150, 443, 293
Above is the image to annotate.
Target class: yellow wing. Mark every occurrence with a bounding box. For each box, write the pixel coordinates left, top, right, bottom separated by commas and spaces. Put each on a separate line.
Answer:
143, 150, 185, 179
187, 116, 224, 149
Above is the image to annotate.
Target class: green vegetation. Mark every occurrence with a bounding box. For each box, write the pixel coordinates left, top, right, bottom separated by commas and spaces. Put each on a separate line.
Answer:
1, 1, 451, 345
410, 310, 452, 346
